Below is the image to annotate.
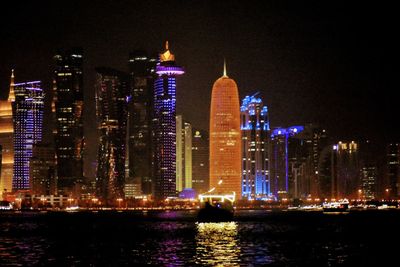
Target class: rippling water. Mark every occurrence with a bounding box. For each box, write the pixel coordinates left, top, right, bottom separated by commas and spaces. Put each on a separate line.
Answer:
0, 210, 398, 266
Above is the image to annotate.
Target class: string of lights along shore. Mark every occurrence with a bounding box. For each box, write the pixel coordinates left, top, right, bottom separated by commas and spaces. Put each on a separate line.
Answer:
0, 40, 399, 206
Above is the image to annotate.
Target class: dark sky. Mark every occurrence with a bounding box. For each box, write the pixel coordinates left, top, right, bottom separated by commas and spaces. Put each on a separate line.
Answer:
0, 0, 396, 177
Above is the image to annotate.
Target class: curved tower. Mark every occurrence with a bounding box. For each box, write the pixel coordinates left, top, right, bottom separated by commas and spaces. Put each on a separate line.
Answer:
209, 62, 241, 196
153, 41, 184, 200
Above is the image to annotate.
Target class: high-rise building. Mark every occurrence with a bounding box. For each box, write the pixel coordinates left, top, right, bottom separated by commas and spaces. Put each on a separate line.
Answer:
53, 48, 84, 196
331, 141, 360, 199
184, 121, 192, 189
30, 143, 56, 196
269, 126, 304, 199
360, 165, 377, 200
95, 67, 129, 202
12, 81, 44, 191
127, 50, 157, 195
386, 143, 400, 199
176, 115, 183, 192
0, 70, 15, 196
209, 62, 241, 196
192, 129, 209, 194
287, 124, 329, 199
176, 115, 192, 192
153, 41, 184, 200
240, 93, 270, 199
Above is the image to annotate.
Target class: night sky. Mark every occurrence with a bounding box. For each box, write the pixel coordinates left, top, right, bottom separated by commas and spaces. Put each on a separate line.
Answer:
0, 0, 396, 178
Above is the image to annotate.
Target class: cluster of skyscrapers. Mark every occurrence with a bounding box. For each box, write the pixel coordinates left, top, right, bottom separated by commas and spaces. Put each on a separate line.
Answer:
1, 43, 399, 205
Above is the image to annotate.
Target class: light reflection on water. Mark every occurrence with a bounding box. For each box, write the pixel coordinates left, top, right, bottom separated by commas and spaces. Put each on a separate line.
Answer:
195, 222, 240, 266
1, 210, 399, 266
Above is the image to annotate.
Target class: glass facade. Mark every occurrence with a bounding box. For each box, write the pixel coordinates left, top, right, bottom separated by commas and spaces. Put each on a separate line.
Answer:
192, 129, 209, 195
53, 48, 84, 195
12, 81, 44, 191
95, 67, 129, 202
127, 50, 157, 195
241, 94, 270, 199
269, 126, 304, 199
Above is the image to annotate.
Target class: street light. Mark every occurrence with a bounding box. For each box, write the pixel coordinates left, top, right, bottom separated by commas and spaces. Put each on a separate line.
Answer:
15, 198, 22, 210
116, 198, 123, 209
385, 188, 390, 200
40, 197, 46, 207
358, 189, 362, 201
91, 198, 98, 209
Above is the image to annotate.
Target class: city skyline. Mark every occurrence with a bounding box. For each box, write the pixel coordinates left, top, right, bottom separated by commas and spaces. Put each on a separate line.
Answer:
0, 1, 395, 140
0, 1, 397, 190
0, 2, 399, 266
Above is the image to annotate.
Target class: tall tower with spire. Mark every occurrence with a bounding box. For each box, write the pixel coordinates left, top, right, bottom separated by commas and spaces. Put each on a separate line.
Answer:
153, 41, 184, 200
209, 62, 242, 196
0, 70, 15, 197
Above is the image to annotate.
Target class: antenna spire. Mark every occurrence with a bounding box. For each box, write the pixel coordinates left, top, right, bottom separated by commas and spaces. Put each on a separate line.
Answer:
223, 58, 227, 77
8, 69, 15, 102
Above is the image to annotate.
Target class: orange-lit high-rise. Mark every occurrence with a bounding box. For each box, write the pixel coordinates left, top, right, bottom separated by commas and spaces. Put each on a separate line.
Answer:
209, 62, 241, 196
0, 70, 15, 197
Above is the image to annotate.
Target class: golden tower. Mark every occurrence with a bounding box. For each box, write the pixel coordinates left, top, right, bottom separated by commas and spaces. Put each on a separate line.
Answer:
0, 69, 15, 198
209, 61, 242, 196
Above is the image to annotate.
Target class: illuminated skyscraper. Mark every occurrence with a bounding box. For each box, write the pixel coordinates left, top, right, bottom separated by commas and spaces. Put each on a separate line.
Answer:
176, 115, 183, 192
192, 129, 209, 194
360, 165, 377, 200
269, 126, 304, 199
184, 121, 192, 189
153, 41, 184, 200
12, 81, 44, 191
95, 67, 129, 202
0, 70, 15, 196
331, 141, 360, 199
287, 124, 329, 199
386, 143, 400, 198
176, 115, 192, 192
53, 48, 84, 196
241, 93, 270, 199
30, 143, 56, 196
209, 62, 241, 196
127, 50, 157, 195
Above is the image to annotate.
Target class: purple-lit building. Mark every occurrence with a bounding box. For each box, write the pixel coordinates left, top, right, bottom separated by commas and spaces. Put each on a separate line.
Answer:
153, 41, 184, 200
241, 93, 270, 199
269, 126, 304, 199
12, 81, 44, 191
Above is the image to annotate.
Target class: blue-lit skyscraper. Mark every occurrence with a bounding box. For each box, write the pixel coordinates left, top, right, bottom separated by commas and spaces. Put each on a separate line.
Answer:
153, 41, 184, 200
241, 93, 270, 199
269, 126, 304, 199
12, 81, 44, 191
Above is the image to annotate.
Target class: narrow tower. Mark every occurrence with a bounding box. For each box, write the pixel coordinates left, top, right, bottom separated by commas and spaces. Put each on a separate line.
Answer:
153, 41, 184, 200
0, 70, 15, 196
53, 48, 84, 196
209, 62, 242, 196
12, 81, 44, 191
